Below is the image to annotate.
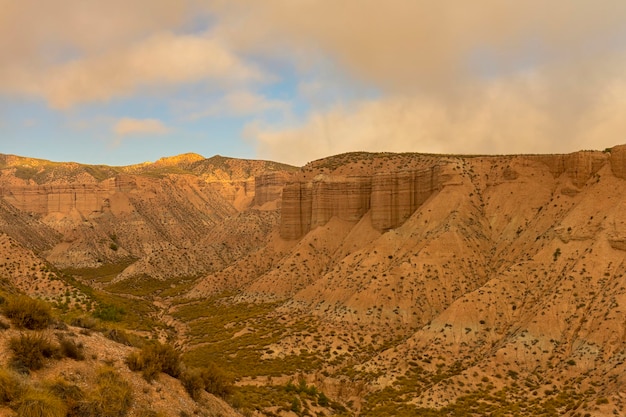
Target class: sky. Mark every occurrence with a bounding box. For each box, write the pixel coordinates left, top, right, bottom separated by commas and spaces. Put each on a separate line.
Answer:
2, 1, 626, 167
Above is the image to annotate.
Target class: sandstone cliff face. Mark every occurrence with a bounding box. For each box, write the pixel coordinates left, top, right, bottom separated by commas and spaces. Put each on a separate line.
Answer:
252, 171, 292, 207
1, 182, 113, 215
279, 158, 443, 239
610, 144, 626, 179
278, 151, 616, 240
279, 181, 314, 240
0, 153, 292, 273
371, 166, 441, 231
529, 150, 607, 187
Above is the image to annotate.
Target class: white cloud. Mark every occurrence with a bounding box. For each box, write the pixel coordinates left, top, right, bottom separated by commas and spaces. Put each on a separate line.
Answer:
34, 32, 261, 108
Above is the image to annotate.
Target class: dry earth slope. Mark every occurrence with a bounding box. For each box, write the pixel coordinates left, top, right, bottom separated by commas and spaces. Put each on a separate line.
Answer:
3, 147, 626, 416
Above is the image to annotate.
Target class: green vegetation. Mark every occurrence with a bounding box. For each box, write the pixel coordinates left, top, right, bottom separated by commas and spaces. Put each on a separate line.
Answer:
58, 336, 85, 361
126, 341, 234, 401
62, 259, 136, 285
46, 378, 85, 417
1, 252, 608, 417
83, 165, 118, 182
105, 275, 200, 298
59, 270, 162, 332
175, 298, 322, 377
13, 166, 41, 182
232, 380, 343, 417
92, 304, 125, 322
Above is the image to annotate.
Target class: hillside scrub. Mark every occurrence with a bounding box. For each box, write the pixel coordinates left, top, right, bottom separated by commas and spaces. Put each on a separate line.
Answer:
2, 296, 53, 330
126, 341, 234, 400
8, 332, 59, 371
80, 366, 133, 417
126, 341, 182, 381
180, 364, 233, 400
0, 368, 23, 404
16, 389, 67, 417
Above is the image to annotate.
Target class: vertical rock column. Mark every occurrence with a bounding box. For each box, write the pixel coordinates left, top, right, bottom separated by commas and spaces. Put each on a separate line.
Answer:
610, 145, 626, 179
279, 181, 313, 239
371, 166, 441, 231
253, 172, 292, 206
310, 175, 372, 229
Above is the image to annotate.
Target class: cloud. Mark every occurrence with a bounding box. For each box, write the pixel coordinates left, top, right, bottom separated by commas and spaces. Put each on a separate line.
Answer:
209, 0, 626, 93
186, 90, 290, 119
113, 118, 170, 136
0, 0, 192, 64
4, 0, 626, 162
17, 32, 261, 108
251, 67, 626, 166
206, 1, 626, 163
0, 1, 261, 108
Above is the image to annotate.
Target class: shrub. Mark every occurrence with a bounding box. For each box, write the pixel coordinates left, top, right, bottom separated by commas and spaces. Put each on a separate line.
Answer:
3, 296, 52, 330
180, 369, 204, 400
70, 316, 98, 330
46, 379, 84, 417
181, 364, 233, 400
9, 333, 59, 371
103, 329, 137, 347
16, 389, 67, 417
59, 337, 85, 361
290, 396, 302, 413
198, 364, 232, 398
80, 367, 133, 417
0, 368, 23, 404
126, 342, 181, 382
92, 304, 124, 322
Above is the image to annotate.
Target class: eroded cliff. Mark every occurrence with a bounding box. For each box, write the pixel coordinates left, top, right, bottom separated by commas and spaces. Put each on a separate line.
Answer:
279, 155, 444, 239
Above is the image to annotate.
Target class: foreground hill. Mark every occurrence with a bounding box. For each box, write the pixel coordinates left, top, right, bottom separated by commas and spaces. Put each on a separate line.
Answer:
2, 147, 626, 416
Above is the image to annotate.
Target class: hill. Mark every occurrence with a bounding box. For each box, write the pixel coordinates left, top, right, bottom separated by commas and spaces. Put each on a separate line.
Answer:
2, 147, 626, 416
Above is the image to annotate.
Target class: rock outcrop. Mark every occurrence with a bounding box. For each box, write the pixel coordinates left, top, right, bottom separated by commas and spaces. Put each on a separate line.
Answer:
371, 166, 441, 231
0, 182, 113, 215
529, 150, 608, 187
253, 171, 292, 207
610, 144, 626, 179
279, 165, 442, 239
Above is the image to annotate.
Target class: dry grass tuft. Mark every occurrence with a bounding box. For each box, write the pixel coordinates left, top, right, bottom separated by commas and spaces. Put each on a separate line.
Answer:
79, 366, 133, 417
126, 341, 181, 382
58, 336, 85, 361
8, 332, 59, 371
2, 296, 53, 330
180, 364, 233, 400
0, 367, 24, 405
16, 389, 67, 417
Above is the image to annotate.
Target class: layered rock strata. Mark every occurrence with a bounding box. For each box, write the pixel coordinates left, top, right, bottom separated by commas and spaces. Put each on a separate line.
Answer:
253, 171, 293, 207
529, 150, 608, 187
280, 166, 442, 239
371, 166, 442, 231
